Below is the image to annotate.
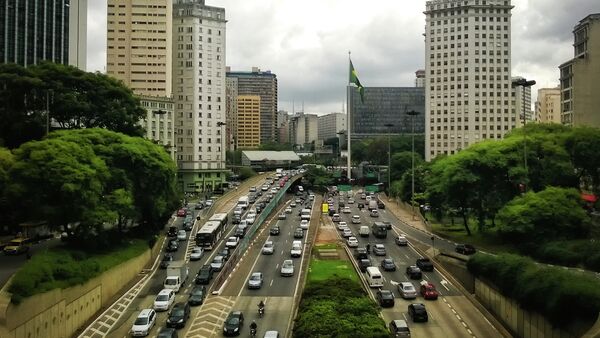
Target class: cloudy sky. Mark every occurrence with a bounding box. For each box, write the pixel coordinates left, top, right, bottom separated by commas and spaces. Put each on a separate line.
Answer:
87, 0, 599, 114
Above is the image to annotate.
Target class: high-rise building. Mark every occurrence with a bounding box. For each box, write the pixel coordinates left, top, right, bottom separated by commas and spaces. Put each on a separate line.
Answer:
349, 87, 425, 138
511, 76, 533, 124
535, 87, 561, 124
424, 0, 514, 161
277, 110, 290, 144
140, 96, 176, 159
173, 0, 227, 193
318, 113, 347, 141
415, 69, 426, 87
225, 76, 238, 150
236, 95, 261, 149
560, 14, 600, 127
289, 113, 318, 149
1, 0, 88, 70
227, 67, 278, 144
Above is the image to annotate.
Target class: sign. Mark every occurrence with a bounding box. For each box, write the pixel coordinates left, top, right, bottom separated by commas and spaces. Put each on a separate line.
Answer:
337, 185, 352, 192
322, 203, 329, 214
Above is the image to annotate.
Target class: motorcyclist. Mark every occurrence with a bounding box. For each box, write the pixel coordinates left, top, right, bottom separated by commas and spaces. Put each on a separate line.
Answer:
258, 300, 265, 310
250, 320, 258, 333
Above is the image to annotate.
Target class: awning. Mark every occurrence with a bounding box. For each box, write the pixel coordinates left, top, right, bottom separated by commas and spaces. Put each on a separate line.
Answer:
582, 193, 597, 203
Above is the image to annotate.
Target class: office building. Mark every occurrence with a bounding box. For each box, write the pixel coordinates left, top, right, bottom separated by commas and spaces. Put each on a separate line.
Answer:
173, 0, 227, 193
349, 87, 425, 138
318, 112, 347, 141
236, 95, 261, 149
277, 110, 290, 144
1, 0, 87, 70
511, 76, 533, 124
225, 76, 238, 150
289, 113, 318, 149
424, 0, 515, 161
140, 96, 175, 158
560, 14, 600, 127
227, 67, 278, 144
415, 69, 426, 87
535, 87, 561, 124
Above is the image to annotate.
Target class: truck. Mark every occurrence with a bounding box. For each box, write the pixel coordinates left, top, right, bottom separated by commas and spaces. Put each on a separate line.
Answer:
368, 200, 378, 211
164, 261, 189, 293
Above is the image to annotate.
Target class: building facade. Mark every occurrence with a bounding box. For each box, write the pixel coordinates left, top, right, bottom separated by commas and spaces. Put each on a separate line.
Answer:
173, 0, 227, 193
1, 0, 87, 69
424, 0, 514, 161
511, 76, 533, 125
289, 113, 318, 149
225, 76, 238, 150
560, 14, 600, 127
318, 112, 347, 141
415, 69, 426, 87
140, 95, 175, 158
277, 110, 289, 143
535, 87, 561, 123
349, 87, 425, 138
226, 67, 278, 144
236, 95, 261, 149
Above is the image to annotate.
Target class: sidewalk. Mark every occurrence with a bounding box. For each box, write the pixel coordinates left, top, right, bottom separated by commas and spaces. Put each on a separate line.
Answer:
383, 195, 430, 233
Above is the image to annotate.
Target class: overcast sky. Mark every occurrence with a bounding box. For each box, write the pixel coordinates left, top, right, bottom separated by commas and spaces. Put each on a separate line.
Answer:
87, 0, 599, 114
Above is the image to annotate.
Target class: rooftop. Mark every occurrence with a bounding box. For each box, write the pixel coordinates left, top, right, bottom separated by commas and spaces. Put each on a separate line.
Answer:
242, 151, 300, 161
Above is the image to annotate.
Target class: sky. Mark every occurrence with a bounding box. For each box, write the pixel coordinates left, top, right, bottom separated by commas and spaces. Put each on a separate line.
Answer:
86, 0, 599, 114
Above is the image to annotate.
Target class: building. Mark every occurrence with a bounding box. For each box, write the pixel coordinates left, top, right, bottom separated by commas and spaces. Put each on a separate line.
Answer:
318, 112, 347, 141
173, 0, 227, 193
560, 14, 600, 127
106, 0, 174, 159
424, 0, 515, 161
1, 0, 87, 70
289, 113, 318, 149
415, 69, 426, 87
349, 87, 425, 138
511, 76, 533, 125
227, 67, 278, 144
241, 150, 300, 170
236, 95, 261, 149
277, 110, 290, 143
225, 76, 238, 150
535, 87, 561, 123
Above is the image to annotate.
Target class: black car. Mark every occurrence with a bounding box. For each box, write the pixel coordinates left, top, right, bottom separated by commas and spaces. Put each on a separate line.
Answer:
188, 285, 206, 306
270, 225, 280, 236
160, 253, 174, 269
381, 258, 397, 271
406, 266, 422, 280
328, 209, 335, 216
223, 311, 244, 336
357, 203, 364, 209
294, 228, 304, 239
255, 206, 262, 214
158, 327, 178, 338
383, 221, 392, 230
232, 215, 241, 224
408, 303, 428, 322
183, 221, 193, 231
354, 247, 368, 260
219, 247, 231, 262
377, 289, 395, 308
235, 227, 246, 238
194, 203, 204, 210
455, 244, 476, 255
166, 302, 190, 328
167, 226, 178, 237
166, 240, 179, 252
358, 258, 372, 272
416, 258, 434, 272
195, 265, 213, 285
377, 200, 385, 209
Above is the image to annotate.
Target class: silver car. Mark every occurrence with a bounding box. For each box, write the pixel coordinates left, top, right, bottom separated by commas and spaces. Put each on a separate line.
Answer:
190, 247, 203, 261
247, 272, 263, 289
398, 282, 418, 299
262, 241, 274, 255
210, 255, 225, 271
280, 259, 294, 277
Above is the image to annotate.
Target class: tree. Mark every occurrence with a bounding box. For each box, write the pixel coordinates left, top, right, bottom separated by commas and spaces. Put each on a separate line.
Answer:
391, 151, 423, 181
238, 166, 257, 180
564, 127, 600, 196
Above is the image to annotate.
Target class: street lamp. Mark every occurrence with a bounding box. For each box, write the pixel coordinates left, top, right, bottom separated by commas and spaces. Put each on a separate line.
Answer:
384, 123, 394, 194
511, 78, 536, 192
406, 110, 420, 218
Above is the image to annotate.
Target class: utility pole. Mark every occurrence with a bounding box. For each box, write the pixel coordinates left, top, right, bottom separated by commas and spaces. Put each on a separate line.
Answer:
407, 110, 419, 218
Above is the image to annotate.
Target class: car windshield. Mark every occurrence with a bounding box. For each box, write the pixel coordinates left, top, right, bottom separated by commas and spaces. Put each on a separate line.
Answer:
156, 294, 169, 301
162, 255, 171, 261
214, 256, 223, 263
172, 308, 185, 316
264, 243, 272, 248
165, 279, 177, 285
192, 289, 203, 296
134, 317, 149, 325
227, 317, 240, 325
251, 274, 260, 281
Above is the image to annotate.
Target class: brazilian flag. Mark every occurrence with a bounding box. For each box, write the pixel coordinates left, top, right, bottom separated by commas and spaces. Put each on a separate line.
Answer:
349, 60, 365, 103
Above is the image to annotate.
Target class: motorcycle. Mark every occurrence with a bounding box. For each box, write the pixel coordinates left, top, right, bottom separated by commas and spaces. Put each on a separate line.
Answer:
258, 306, 264, 318
250, 328, 257, 337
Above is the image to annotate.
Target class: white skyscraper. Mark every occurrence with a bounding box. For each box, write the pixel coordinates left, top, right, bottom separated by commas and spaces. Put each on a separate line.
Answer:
173, 0, 227, 192
424, 0, 514, 161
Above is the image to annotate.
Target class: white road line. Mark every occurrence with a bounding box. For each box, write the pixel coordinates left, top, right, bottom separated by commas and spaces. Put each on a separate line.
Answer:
270, 279, 274, 287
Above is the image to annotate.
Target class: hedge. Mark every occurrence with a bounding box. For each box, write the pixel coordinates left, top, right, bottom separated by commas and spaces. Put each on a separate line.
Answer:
533, 240, 600, 272
467, 253, 600, 328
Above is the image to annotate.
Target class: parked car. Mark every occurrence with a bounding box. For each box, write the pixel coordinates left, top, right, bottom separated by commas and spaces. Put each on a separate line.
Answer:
398, 282, 418, 299
395, 235, 408, 246
416, 258, 434, 272
455, 244, 476, 255
262, 241, 274, 255
408, 303, 428, 322
406, 266, 422, 280
166, 302, 190, 329
188, 285, 206, 306
376, 289, 395, 307
280, 259, 294, 277
223, 311, 244, 336
154, 289, 175, 311
130, 309, 156, 337
373, 244, 386, 256
381, 258, 397, 271
247, 272, 264, 289
189, 247, 203, 261
420, 280, 439, 300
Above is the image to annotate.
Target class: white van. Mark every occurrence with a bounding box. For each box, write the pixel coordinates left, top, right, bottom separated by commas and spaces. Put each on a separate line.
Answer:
366, 267, 383, 288
359, 226, 370, 237
238, 195, 249, 209
290, 240, 302, 257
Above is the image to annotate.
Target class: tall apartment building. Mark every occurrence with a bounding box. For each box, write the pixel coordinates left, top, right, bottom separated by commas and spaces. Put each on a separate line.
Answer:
535, 87, 561, 123
560, 14, 600, 127
415, 69, 426, 87
1, 0, 87, 70
424, 0, 514, 161
173, 0, 226, 193
236, 95, 261, 149
106, 0, 175, 159
511, 76, 533, 124
227, 67, 278, 144
225, 76, 238, 150
318, 112, 347, 141
289, 113, 318, 149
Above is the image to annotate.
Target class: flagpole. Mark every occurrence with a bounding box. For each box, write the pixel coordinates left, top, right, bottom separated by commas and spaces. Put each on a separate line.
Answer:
347, 51, 352, 182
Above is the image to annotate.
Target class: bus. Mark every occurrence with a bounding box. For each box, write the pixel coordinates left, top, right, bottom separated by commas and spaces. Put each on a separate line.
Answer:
209, 213, 229, 228
371, 222, 388, 239
195, 220, 225, 250
238, 195, 250, 209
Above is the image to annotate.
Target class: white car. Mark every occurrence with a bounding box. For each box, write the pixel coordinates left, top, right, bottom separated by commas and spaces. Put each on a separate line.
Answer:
271, 188, 278, 194
246, 215, 256, 225
262, 241, 274, 255
262, 185, 269, 191
177, 230, 187, 241
300, 219, 309, 230
153, 289, 175, 311
225, 236, 239, 248
347, 236, 359, 247
290, 201, 297, 207
348, 198, 355, 204
342, 206, 352, 214
342, 228, 353, 238
290, 240, 302, 257
131, 309, 156, 336
190, 247, 203, 261
281, 259, 295, 277
247, 272, 264, 289
285, 207, 292, 214
337, 221, 348, 231
205, 199, 214, 206
352, 215, 361, 224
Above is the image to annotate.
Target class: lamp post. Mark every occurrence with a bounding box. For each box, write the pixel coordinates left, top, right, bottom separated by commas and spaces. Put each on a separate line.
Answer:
406, 110, 419, 218
384, 123, 394, 193
511, 78, 536, 192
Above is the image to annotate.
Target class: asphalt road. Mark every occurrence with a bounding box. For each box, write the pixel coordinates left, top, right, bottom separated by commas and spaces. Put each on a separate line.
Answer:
0, 236, 63, 288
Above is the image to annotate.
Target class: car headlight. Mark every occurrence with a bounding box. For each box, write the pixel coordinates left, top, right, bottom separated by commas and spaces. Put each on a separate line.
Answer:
177, 318, 184, 323
234, 327, 239, 332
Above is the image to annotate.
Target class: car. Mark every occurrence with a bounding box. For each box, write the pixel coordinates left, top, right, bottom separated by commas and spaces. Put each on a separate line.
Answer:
342, 228, 353, 238
249, 186, 257, 192
167, 226, 178, 237
225, 236, 239, 248
395, 235, 408, 246
261, 185, 269, 191
183, 221, 193, 231
398, 282, 418, 299
166, 302, 190, 329
223, 311, 244, 336
406, 266, 422, 280
357, 202, 364, 209
342, 206, 352, 214
358, 258, 372, 272
337, 221, 348, 231
285, 207, 292, 214
295, 198, 303, 203
188, 285, 206, 306
347, 236, 359, 247
264, 331, 280, 338
205, 199, 214, 207
154, 289, 175, 311
247, 272, 264, 289
246, 215, 256, 225
235, 227, 246, 238
373, 244, 386, 256
420, 280, 439, 300
408, 303, 428, 322
381, 258, 397, 271
280, 259, 294, 276
389, 319, 411, 337
219, 247, 231, 262
290, 201, 297, 207
190, 247, 203, 261
327, 197, 334, 204
157, 327, 178, 338
177, 230, 187, 241
160, 253, 174, 269
177, 209, 186, 217
270, 225, 280, 236
348, 198, 355, 204
262, 241, 274, 255
278, 213, 286, 220
377, 200, 386, 209
455, 243, 477, 255
383, 221, 392, 230
416, 258, 434, 272
339, 201, 345, 208
300, 219, 309, 230
130, 309, 156, 336
376, 289, 395, 307
354, 247, 368, 260
166, 240, 179, 252
331, 213, 341, 222
290, 240, 302, 257
361, 193, 366, 199
271, 188, 278, 194
351, 215, 361, 224
194, 202, 204, 210
294, 228, 304, 239
195, 265, 213, 284
210, 255, 225, 271
370, 209, 380, 218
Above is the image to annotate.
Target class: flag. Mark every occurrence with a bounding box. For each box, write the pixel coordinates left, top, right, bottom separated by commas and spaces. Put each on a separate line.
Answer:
349, 60, 365, 103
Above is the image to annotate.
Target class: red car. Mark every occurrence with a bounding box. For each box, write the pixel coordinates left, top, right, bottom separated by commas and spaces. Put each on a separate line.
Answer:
177, 208, 187, 217
420, 281, 439, 300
